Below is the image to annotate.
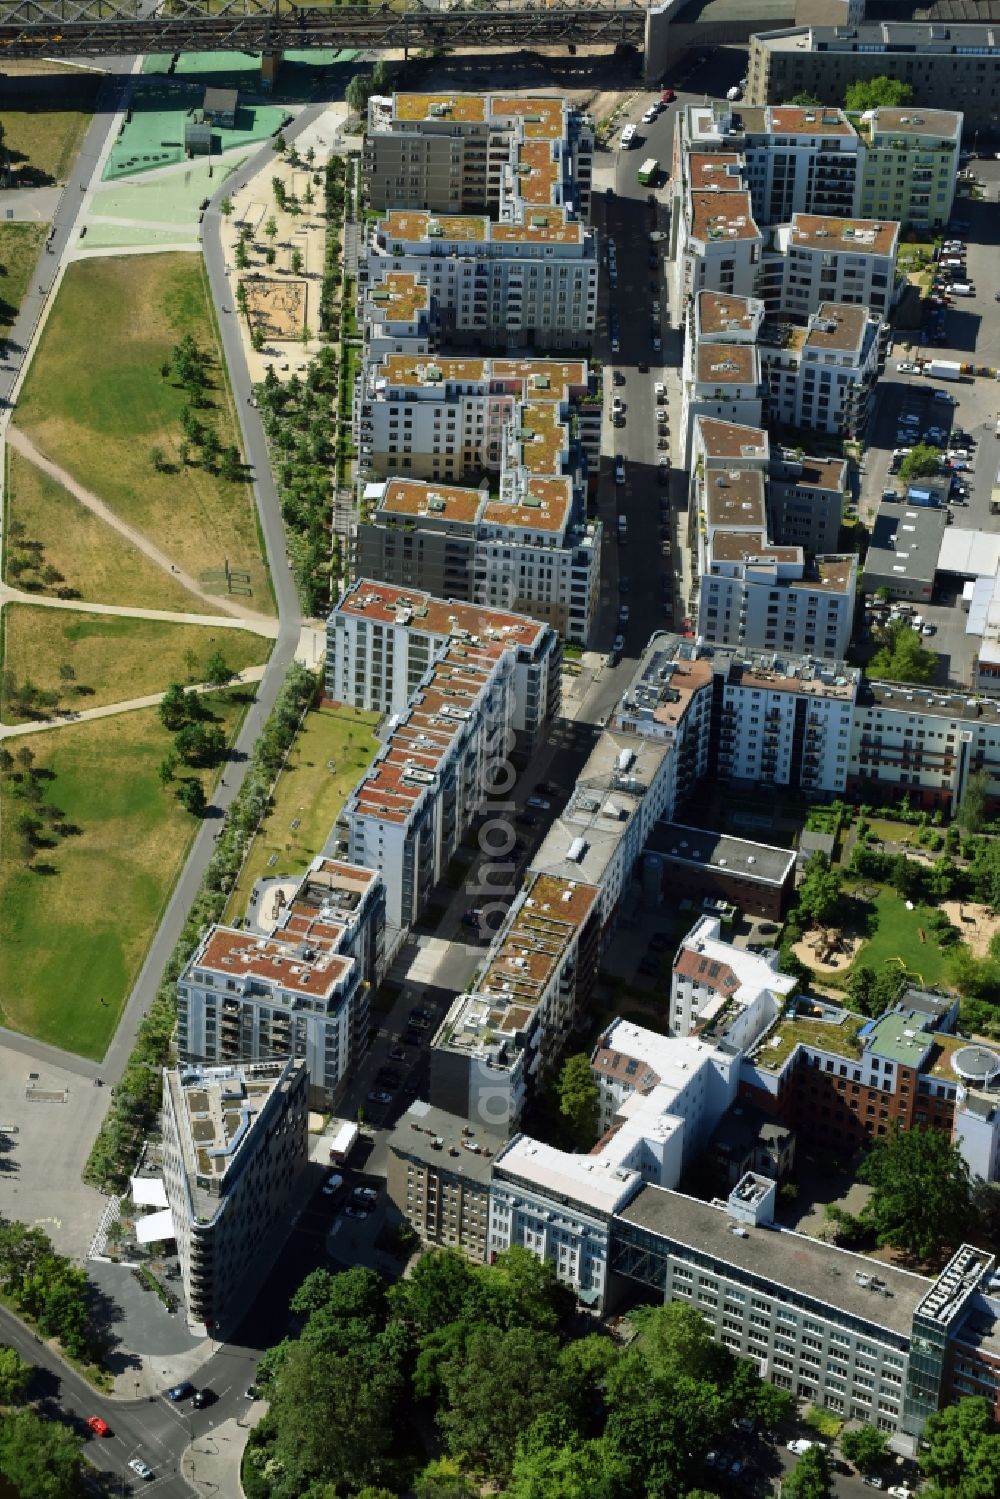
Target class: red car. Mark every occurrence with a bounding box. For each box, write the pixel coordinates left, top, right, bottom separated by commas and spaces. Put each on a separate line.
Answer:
661, 88, 675, 104
87, 1416, 111, 1438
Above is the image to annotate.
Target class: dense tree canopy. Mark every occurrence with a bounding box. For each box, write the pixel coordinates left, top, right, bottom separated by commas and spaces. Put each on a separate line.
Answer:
858, 1124, 971, 1261
921, 1398, 1000, 1499
796, 853, 845, 926
845, 77, 914, 111
870, 621, 937, 686
840, 1425, 888, 1475
555, 1054, 600, 1149
0, 1408, 85, 1499
783, 1445, 833, 1499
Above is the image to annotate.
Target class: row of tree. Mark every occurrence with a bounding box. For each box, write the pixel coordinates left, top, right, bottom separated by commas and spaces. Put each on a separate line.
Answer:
85, 662, 316, 1190
0, 1222, 100, 1367
243, 1249, 794, 1499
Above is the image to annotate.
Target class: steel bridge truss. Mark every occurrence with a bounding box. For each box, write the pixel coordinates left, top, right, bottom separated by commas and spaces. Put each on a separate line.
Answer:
0, 0, 649, 59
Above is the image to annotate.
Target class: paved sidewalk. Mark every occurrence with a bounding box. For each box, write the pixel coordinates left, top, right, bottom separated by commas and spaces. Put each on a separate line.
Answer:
183, 1410, 261, 1499
0, 583, 279, 635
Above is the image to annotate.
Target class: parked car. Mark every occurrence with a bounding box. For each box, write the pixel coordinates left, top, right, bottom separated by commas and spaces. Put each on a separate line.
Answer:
615, 456, 626, 484
526, 795, 551, 811
618, 604, 631, 626
167, 1382, 195, 1402
367, 1089, 393, 1105
86, 1417, 111, 1438
128, 1459, 154, 1480
353, 1186, 378, 1206
388, 1045, 407, 1061
322, 1172, 344, 1196
344, 1203, 369, 1220
192, 1390, 214, 1409
611, 633, 625, 658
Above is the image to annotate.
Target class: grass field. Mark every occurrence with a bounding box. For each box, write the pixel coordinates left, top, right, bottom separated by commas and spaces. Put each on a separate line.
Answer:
1, 604, 271, 723
0, 85, 97, 186
848, 886, 954, 989
0, 689, 252, 1058
224, 704, 380, 921
0, 223, 47, 329
3, 449, 205, 611
14, 254, 273, 611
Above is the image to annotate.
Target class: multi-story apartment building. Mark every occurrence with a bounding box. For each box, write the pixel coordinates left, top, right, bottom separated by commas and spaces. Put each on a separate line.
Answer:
669, 912, 796, 1041
176, 859, 384, 1109
161, 1059, 308, 1336
680, 333, 764, 469
362, 207, 598, 350
364, 92, 593, 221
387, 1100, 504, 1261
767, 451, 848, 556
325, 578, 561, 748
748, 22, 995, 137
856, 107, 963, 232
363, 270, 435, 359
354, 354, 602, 643
690, 417, 857, 660
674, 154, 763, 311
760, 301, 883, 440
344, 636, 517, 932
761, 214, 899, 321
528, 731, 677, 927
430, 872, 601, 1131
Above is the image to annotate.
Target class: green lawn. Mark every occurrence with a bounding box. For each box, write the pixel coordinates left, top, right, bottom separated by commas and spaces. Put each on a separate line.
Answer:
1, 604, 271, 723
0, 689, 251, 1058
847, 886, 954, 990
0, 81, 98, 186
224, 703, 380, 921
0, 223, 47, 328
3, 448, 205, 611
14, 253, 273, 611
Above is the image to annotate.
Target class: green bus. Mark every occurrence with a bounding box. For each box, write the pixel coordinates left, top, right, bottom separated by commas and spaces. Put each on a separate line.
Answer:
638, 157, 659, 186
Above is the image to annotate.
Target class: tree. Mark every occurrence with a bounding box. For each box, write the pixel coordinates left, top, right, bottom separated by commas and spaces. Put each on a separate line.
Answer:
413, 1457, 478, 1499
796, 851, 845, 926
346, 71, 379, 117
265, 215, 278, 242
391, 1248, 480, 1338
844, 76, 914, 112
274, 132, 287, 154
251, 323, 265, 350
844, 965, 905, 1019
176, 779, 207, 816
784, 1445, 833, 1499
57, 662, 76, 686
859, 1124, 971, 1261
921, 1397, 1000, 1499
291, 247, 303, 275
220, 196, 233, 216
554, 1053, 600, 1149
961, 771, 990, 834
437, 1324, 569, 1478
789, 92, 823, 107
219, 445, 242, 483
159, 682, 198, 732
150, 444, 166, 472
0, 746, 13, 777
840, 1425, 888, 1475
200, 428, 221, 471
157, 754, 177, 787
899, 442, 943, 482
508, 1430, 624, 1499
174, 721, 227, 767
870, 621, 937, 686
971, 1178, 1000, 1242
0, 1345, 32, 1404
234, 238, 248, 272
0, 1407, 85, 1499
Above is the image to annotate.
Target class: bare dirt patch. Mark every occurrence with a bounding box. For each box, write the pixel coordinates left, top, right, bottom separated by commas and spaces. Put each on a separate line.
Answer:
245, 276, 307, 341
941, 900, 1000, 958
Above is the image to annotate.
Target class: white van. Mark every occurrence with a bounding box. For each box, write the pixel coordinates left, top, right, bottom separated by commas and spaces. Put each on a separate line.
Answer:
951, 283, 974, 297
620, 123, 637, 150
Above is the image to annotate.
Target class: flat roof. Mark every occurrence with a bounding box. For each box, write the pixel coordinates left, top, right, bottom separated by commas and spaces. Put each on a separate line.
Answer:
790, 214, 899, 258
376, 477, 483, 525
689, 152, 745, 191
594, 1023, 731, 1100
375, 353, 586, 394
750, 999, 867, 1072
697, 291, 761, 339
804, 302, 869, 354
864, 503, 947, 585
696, 342, 757, 385
393, 92, 487, 124
515, 137, 559, 207
771, 454, 848, 494
674, 915, 795, 1007
335, 578, 548, 650
647, 822, 797, 887
618, 1185, 930, 1337
711, 531, 800, 564
691, 190, 759, 244
871, 107, 962, 139
367, 270, 429, 324
768, 105, 855, 136
757, 21, 1000, 52
495, 1133, 640, 1217
388, 1100, 503, 1185
482, 476, 572, 535
706, 468, 767, 530
696, 416, 769, 463
195, 921, 353, 1001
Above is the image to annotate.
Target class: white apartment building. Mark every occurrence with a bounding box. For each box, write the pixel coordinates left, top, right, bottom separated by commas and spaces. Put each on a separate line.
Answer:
354, 355, 602, 644
715, 650, 858, 793
529, 732, 676, 925
669, 913, 796, 1040
430, 873, 601, 1131
857, 107, 962, 232
363, 270, 435, 359
364, 92, 593, 222
680, 334, 764, 470
362, 207, 598, 350
762, 214, 899, 320
489, 1136, 638, 1304
160, 1059, 308, 1336
326, 577, 562, 747
345, 641, 516, 932
674, 153, 763, 313
691, 418, 857, 661
177, 859, 384, 1109
761, 301, 883, 440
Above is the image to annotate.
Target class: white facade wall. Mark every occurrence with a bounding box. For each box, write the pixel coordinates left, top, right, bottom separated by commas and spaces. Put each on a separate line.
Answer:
718, 678, 854, 793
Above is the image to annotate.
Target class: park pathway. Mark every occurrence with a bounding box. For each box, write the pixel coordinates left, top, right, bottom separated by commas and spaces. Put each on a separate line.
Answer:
0, 580, 279, 635
6, 430, 275, 630
0, 664, 268, 740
